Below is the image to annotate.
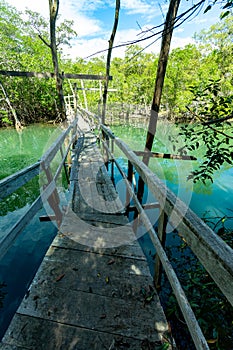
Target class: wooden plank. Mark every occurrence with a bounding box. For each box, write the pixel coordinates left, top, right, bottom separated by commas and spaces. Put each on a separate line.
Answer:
0, 341, 29, 350
28, 246, 152, 295
0, 162, 40, 200
0, 70, 112, 80
52, 233, 147, 260
16, 270, 166, 341
2, 314, 160, 350
128, 202, 160, 211
60, 209, 138, 249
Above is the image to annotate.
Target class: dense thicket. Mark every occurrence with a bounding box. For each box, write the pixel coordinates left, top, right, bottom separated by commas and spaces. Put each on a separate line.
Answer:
0, 0, 232, 127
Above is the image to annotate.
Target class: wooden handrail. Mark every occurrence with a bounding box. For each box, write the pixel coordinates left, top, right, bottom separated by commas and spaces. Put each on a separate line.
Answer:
0, 162, 40, 200
101, 123, 233, 306
0, 119, 79, 260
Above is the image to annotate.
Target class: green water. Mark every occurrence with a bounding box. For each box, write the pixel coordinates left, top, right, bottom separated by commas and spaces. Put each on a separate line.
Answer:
0, 124, 62, 340
111, 124, 233, 229
0, 124, 66, 217
0, 124, 63, 180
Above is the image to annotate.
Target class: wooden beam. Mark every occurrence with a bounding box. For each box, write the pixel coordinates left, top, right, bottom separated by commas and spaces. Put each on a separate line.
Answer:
77, 87, 117, 92
0, 70, 112, 81
128, 202, 160, 212
134, 150, 197, 161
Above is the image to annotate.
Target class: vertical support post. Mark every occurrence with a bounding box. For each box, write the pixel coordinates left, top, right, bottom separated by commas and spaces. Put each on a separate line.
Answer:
74, 83, 78, 115
81, 80, 88, 110
126, 160, 133, 210
154, 209, 168, 289
42, 163, 63, 227
111, 138, 114, 182
105, 134, 109, 171
99, 80, 102, 100
60, 146, 69, 184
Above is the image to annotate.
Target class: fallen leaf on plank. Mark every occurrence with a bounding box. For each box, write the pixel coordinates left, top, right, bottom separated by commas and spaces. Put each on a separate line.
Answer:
107, 259, 115, 265
55, 274, 65, 282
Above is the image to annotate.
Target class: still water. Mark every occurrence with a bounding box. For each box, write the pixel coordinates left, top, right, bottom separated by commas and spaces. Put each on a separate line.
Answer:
0, 123, 232, 340
0, 124, 63, 339
111, 124, 233, 229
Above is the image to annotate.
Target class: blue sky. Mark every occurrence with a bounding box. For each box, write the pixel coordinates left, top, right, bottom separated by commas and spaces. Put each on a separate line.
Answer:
6, 0, 223, 59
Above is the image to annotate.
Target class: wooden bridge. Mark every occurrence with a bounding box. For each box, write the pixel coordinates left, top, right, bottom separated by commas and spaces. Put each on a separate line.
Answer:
0, 106, 233, 350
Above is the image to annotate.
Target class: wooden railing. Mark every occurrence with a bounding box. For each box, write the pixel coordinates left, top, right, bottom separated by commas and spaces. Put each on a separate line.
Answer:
78, 108, 233, 350
0, 119, 79, 260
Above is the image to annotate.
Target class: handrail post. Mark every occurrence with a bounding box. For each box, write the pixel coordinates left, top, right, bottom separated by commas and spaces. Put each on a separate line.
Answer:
110, 139, 115, 183
103, 131, 109, 170
154, 209, 168, 289
60, 146, 69, 184
126, 160, 133, 211
41, 162, 63, 227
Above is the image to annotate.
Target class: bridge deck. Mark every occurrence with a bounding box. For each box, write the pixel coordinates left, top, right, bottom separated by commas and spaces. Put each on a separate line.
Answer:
1, 125, 170, 349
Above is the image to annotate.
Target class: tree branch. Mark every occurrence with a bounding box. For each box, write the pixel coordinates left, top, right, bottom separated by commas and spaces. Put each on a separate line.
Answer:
38, 34, 51, 48
187, 109, 233, 139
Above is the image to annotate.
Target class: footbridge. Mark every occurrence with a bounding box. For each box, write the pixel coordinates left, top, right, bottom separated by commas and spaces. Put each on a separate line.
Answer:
0, 105, 232, 350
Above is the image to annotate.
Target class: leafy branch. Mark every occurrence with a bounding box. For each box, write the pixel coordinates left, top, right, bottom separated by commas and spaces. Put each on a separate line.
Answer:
173, 79, 233, 183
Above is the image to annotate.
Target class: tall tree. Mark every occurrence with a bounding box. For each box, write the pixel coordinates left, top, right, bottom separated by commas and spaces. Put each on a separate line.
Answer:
49, 0, 66, 120
137, 0, 181, 200
102, 0, 120, 124
143, 0, 181, 158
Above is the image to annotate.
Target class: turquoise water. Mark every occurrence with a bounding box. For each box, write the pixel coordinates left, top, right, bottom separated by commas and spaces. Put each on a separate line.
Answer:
0, 124, 63, 339
111, 124, 233, 230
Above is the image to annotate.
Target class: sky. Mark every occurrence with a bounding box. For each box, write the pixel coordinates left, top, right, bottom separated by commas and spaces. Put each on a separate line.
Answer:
6, 0, 223, 60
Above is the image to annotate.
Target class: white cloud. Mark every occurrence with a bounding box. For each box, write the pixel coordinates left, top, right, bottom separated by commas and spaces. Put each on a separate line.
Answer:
65, 37, 108, 60
64, 12, 102, 38
5, 0, 197, 61
121, 0, 163, 22
171, 36, 195, 50
6, 0, 103, 38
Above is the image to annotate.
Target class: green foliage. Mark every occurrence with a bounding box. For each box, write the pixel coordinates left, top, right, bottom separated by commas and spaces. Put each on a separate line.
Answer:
0, 0, 232, 141
174, 79, 233, 183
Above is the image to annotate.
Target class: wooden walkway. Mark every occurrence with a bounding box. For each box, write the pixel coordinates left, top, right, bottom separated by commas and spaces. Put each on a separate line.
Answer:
1, 120, 170, 349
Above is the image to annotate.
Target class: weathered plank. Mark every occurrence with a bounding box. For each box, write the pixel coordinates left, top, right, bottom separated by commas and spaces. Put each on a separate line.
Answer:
2, 314, 164, 350
16, 276, 166, 341
52, 233, 147, 260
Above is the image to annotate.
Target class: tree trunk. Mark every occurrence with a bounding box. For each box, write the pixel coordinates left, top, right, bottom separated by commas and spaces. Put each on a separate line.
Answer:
102, 0, 120, 124
138, 0, 181, 201
0, 80, 22, 131
49, 0, 66, 120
